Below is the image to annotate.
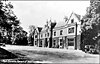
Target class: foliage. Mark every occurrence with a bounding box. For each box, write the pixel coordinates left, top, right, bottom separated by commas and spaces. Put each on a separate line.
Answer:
0, 1, 20, 30
12, 30, 28, 45
0, 1, 28, 45
81, 0, 100, 53
28, 25, 36, 45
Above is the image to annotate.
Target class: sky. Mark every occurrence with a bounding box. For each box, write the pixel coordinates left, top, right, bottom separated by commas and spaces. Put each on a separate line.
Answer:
7, 1, 90, 33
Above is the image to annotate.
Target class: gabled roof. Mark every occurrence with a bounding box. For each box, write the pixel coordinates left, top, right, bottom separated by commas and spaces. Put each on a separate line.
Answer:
54, 12, 81, 29
37, 27, 42, 32
74, 13, 81, 21
54, 21, 66, 28
67, 12, 81, 24
34, 27, 42, 33
41, 26, 47, 32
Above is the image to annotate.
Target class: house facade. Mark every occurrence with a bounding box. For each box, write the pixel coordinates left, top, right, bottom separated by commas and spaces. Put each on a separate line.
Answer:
33, 12, 81, 50
34, 27, 42, 47
52, 12, 81, 50
39, 26, 48, 47
39, 20, 56, 48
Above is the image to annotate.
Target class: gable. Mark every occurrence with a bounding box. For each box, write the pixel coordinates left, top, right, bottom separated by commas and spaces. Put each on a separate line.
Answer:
34, 28, 39, 35
67, 12, 81, 24
38, 27, 42, 32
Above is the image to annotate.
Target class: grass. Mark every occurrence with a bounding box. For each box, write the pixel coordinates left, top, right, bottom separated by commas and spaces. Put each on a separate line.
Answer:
9, 50, 87, 61
0, 48, 99, 64
0, 47, 17, 59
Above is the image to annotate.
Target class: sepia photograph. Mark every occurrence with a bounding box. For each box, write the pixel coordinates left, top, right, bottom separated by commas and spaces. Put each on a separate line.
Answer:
0, 0, 100, 64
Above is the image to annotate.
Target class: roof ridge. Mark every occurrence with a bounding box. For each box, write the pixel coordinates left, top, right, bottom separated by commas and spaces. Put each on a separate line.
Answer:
73, 13, 81, 20
66, 12, 74, 24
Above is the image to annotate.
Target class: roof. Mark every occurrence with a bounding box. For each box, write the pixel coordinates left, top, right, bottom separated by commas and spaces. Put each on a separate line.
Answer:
54, 12, 81, 29
67, 12, 81, 24
74, 13, 81, 21
34, 27, 42, 33
37, 27, 42, 32
40, 22, 56, 32
41, 26, 47, 33
54, 21, 66, 28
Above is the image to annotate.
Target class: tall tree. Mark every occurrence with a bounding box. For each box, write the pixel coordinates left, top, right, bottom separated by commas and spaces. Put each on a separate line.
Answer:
81, 0, 100, 52
0, 1, 24, 44
28, 25, 36, 46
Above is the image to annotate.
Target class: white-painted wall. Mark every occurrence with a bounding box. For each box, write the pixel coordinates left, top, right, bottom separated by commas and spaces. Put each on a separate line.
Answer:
53, 13, 81, 38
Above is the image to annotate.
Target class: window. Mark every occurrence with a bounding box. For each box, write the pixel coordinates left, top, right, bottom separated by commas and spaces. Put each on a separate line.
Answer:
60, 39, 63, 46
53, 40, 56, 46
54, 40, 56, 43
35, 35, 37, 38
60, 30, 63, 35
68, 27, 74, 34
71, 19, 74, 23
54, 31, 56, 36
68, 39, 74, 41
45, 33, 46, 37
48, 33, 49, 37
68, 38, 74, 46
41, 34, 42, 37
35, 41, 37, 45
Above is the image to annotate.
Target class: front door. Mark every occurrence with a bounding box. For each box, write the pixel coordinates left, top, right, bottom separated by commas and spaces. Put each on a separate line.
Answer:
68, 38, 74, 49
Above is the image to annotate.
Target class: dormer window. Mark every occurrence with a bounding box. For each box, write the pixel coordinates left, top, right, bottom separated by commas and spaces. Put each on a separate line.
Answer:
71, 19, 74, 23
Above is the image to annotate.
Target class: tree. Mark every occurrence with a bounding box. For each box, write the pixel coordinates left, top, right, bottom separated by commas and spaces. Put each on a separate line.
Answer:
0, 1, 28, 45
29, 25, 36, 34
81, 0, 100, 53
13, 30, 28, 45
28, 25, 36, 46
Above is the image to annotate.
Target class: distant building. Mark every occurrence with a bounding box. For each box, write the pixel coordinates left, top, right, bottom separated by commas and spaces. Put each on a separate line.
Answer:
52, 12, 81, 50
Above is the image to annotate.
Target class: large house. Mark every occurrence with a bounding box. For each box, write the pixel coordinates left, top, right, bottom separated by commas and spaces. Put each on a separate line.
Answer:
33, 12, 81, 50
52, 12, 81, 50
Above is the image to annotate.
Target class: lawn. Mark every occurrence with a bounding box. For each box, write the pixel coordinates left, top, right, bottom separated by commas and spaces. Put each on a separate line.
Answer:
7, 49, 99, 63
0, 48, 17, 59
1, 45, 99, 63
